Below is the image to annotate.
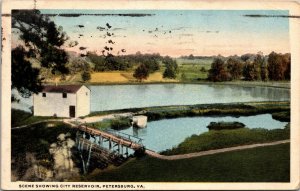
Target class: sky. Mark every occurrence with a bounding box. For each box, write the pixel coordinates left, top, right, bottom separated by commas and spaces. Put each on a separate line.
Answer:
14, 10, 290, 57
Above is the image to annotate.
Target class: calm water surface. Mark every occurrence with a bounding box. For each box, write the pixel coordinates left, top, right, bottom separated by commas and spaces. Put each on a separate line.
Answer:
13, 84, 290, 112
90, 84, 290, 111
118, 114, 288, 152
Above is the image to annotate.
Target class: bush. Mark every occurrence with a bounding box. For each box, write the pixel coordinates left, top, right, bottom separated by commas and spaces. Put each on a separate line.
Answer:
200, 67, 206, 72
81, 71, 91, 82
133, 63, 150, 81
208, 58, 231, 82
207, 121, 245, 131
272, 111, 290, 122
163, 56, 178, 79
110, 117, 131, 130
11, 109, 32, 127
134, 146, 146, 157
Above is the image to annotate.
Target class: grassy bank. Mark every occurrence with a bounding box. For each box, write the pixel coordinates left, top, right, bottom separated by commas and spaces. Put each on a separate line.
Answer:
161, 124, 290, 155
87, 101, 290, 119
88, 117, 131, 130
11, 109, 63, 127
80, 143, 290, 182
272, 111, 290, 122
145, 101, 290, 121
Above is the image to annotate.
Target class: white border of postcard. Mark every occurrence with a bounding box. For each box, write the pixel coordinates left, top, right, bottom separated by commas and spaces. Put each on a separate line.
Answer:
1, 0, 300, 190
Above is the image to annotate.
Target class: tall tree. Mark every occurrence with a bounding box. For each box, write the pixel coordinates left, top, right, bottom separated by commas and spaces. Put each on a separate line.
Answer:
226, 58, 243, 80
133, 63, 150, 82
283, 53, 291, 80
252, 54, 265, 81
12, 10, 69, 98
143, 58, 160, 73
243, 61, 256, 81
208, 58, 230, 82
253, 53, 268, 81
267, 52, 290, 81
163, 56, 178, 79
81, 71, 91, 82
12, 46, 42, 98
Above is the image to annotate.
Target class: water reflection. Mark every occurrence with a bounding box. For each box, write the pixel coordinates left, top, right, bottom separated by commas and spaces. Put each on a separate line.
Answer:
132, 126, 147, 137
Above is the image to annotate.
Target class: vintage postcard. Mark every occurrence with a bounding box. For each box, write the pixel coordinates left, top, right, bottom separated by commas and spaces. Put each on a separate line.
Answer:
1, 0, 300, 190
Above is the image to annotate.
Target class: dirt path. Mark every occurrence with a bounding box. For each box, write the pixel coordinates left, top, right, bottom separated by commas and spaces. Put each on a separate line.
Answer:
145, 139, 290, 160
76, 112, 133, 123
11, 112, 134, 129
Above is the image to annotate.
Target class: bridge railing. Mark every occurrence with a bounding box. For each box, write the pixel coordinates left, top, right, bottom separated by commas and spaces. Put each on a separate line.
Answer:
104, 129, 144, 146
78, 124, 144, 146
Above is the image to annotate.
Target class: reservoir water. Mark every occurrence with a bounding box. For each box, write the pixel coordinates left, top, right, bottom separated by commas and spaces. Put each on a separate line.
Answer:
90, 84, 289, 111
118, 114, 288, 152
12, 84, 290, 112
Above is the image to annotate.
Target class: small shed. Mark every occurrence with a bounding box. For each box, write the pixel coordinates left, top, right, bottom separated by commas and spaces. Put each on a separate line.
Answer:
132, 115, 148, 128
33, 85, 90, 118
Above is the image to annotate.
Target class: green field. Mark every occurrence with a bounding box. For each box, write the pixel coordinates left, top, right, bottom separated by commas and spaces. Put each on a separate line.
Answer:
177, 58, 212, 81
176, 58, 213, 65
43, 58, 213, 85
82, 143, 290, 182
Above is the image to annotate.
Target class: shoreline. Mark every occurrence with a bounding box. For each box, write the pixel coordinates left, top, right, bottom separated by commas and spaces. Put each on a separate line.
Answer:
12, 101, 290, 127
87, 101, 290, 118
43, 80, 291, 89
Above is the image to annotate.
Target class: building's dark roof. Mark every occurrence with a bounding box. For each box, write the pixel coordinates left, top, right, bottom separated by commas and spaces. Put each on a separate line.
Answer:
41, 85, 84, 93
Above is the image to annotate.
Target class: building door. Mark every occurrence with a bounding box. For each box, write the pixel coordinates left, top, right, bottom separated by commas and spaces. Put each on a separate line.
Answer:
69, 106, 76, 118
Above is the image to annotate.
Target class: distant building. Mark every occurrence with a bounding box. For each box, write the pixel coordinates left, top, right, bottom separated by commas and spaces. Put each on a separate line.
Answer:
33, 85, 90, 118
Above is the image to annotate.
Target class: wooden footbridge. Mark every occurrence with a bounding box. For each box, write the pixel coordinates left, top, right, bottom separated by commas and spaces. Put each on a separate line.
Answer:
75, 124, 145, 173
77, 124, 144, 151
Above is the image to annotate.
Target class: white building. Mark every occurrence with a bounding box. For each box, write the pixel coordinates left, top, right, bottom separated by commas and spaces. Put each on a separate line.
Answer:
33, 85, 90, 118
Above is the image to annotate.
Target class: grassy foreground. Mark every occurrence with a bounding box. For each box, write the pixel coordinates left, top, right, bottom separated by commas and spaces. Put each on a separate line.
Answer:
81, 143, 290, 182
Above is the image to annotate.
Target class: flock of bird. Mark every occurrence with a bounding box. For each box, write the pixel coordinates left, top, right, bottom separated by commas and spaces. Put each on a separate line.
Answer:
66, 21, 219, 57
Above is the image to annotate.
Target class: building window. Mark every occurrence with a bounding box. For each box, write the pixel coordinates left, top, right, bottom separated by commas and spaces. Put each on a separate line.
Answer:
86, 92, 88, 96
42, 93, 46, 97
63, 93, 67, 98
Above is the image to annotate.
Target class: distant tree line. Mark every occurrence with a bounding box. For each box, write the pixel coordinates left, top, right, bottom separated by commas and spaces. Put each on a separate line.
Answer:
133, 55, 178, 81
208, 52, 290, 82
86, 51, 162, 72
180, 54, 217, 60
82, 51, 178, 81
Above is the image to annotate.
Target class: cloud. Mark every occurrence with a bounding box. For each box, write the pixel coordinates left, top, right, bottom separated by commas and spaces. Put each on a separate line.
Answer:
182, 48, 195, 51
178, 33, 194, 37
175, 41, 193, 45
112, 28, 126, 31
146, 42, 156, 45
243, 14, 300, 18
46, 13, 155, 17
171, 27, 190, 31
198, 30, 219, 33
